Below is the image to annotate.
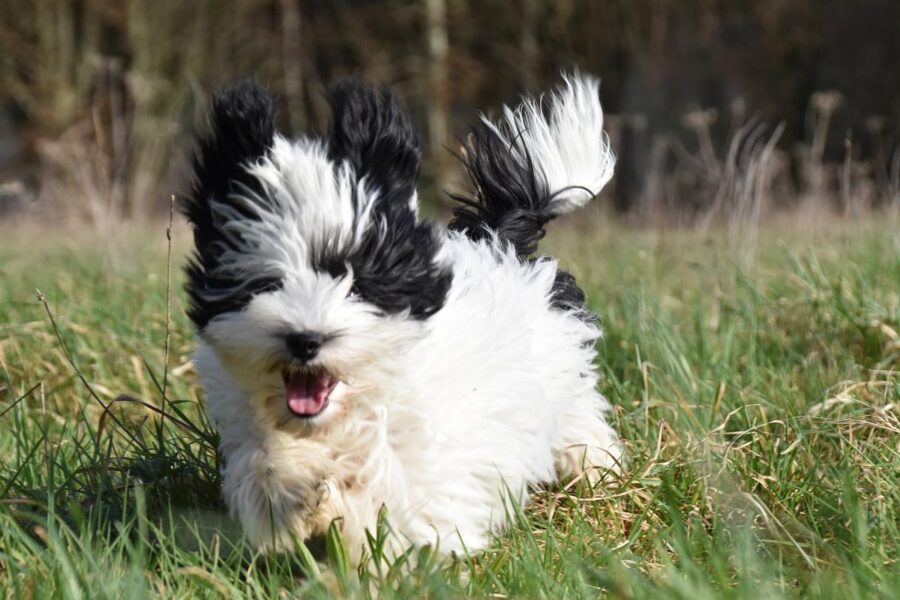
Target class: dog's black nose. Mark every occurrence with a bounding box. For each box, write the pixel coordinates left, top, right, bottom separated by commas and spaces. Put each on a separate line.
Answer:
285, 331, 324, 362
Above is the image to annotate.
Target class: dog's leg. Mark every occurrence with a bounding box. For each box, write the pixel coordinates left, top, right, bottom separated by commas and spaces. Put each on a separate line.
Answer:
219, 432, 342, 551
554, 393, 623, 485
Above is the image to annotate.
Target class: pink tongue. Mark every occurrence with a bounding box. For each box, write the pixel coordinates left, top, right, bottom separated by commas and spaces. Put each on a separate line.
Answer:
285, 372, 333, 416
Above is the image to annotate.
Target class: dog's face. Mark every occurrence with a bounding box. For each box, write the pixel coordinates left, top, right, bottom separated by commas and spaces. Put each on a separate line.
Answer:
183, 80, 451, 432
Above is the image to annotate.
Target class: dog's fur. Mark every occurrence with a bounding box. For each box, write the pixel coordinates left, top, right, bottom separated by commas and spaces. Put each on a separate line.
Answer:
182, 73, 622, 563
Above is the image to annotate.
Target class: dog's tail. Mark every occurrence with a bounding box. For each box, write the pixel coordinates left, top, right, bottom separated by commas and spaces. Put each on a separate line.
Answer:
449, 73, 615, 257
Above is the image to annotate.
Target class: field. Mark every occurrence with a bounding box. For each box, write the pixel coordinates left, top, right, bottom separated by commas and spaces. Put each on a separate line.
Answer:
0, 216, 898, 599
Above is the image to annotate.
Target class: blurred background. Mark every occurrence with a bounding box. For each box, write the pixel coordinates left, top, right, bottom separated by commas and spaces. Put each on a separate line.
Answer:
1, 0, 899, 231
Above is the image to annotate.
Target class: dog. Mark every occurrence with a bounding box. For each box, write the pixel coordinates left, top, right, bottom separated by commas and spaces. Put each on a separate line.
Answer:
181, 73, 622, 564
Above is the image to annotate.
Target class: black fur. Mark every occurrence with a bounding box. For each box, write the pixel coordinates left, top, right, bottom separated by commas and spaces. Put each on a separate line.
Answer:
448, 124, 553, 257
449, 107, 591, 316
183, 78, 450, 327
325, 79, 452, 319
181, 80, 281, 329
548, 267, 593, 318
326, 78, 420, 210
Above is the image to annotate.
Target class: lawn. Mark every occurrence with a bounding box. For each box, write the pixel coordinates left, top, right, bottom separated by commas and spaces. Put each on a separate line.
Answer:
0, 216, 898, 599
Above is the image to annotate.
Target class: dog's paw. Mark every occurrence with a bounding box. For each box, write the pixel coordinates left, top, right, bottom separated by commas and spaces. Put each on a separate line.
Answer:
221, 441, 341, 551
307, 477, 342, 534
266, 469, 340, 544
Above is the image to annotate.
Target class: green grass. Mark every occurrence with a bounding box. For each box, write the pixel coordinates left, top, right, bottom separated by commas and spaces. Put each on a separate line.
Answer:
1, 218, 898, 598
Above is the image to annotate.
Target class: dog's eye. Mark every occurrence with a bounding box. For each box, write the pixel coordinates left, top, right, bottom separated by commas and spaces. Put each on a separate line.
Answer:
348, 284, 359, 299
321, 256, 348, 279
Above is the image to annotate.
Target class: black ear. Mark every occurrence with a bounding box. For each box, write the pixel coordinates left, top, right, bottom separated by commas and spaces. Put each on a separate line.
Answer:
181, 80, 280, 329
325, 77, 420, 209
325, 78, 450, 319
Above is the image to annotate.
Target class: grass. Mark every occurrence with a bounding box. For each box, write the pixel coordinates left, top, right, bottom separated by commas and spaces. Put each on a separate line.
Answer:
0, 216, 898, 598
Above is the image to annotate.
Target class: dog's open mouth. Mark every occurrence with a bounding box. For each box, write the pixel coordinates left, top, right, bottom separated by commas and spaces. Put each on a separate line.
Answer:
281, 367, 338, 418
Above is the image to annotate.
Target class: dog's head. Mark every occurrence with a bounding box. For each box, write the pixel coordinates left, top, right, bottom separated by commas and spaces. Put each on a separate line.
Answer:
182, 79, 451, 431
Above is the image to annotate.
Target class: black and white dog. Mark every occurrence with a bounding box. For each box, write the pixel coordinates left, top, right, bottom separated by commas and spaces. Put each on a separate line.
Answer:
182, 73, 622, 563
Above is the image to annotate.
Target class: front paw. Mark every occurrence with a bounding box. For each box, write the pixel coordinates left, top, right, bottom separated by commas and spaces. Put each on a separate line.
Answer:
308, 477, 342, 533
221, 443, 339, 551
279, 473, 337, 535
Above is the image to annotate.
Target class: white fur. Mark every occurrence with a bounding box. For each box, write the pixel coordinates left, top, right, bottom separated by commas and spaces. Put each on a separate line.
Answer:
482, 72, 615, 214
194, 74, 622, 565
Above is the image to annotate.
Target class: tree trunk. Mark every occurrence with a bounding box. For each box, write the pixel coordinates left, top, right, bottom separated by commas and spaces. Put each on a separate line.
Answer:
280, 0, 306, 135
425, 0, 451, 198
520, 0, 538, 89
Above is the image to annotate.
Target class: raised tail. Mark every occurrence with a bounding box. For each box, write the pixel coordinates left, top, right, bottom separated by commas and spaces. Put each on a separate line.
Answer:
448, 73, 615, 257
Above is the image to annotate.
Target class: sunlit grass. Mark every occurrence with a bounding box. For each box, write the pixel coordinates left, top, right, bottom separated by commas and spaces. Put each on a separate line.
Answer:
1, 217, 898, 598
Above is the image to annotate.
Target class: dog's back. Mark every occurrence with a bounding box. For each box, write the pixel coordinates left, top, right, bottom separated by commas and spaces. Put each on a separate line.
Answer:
352, 74, 622, 556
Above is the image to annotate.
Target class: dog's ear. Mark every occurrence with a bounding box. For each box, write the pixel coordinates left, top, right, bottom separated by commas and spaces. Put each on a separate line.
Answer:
325, 78, 450, 320
181, 80, 280, 328
185, 79, 277, 228
326, 78, 421, 213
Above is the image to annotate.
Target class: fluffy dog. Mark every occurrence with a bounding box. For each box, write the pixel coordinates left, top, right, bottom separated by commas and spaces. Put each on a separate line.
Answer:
182, 73, 622, 563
